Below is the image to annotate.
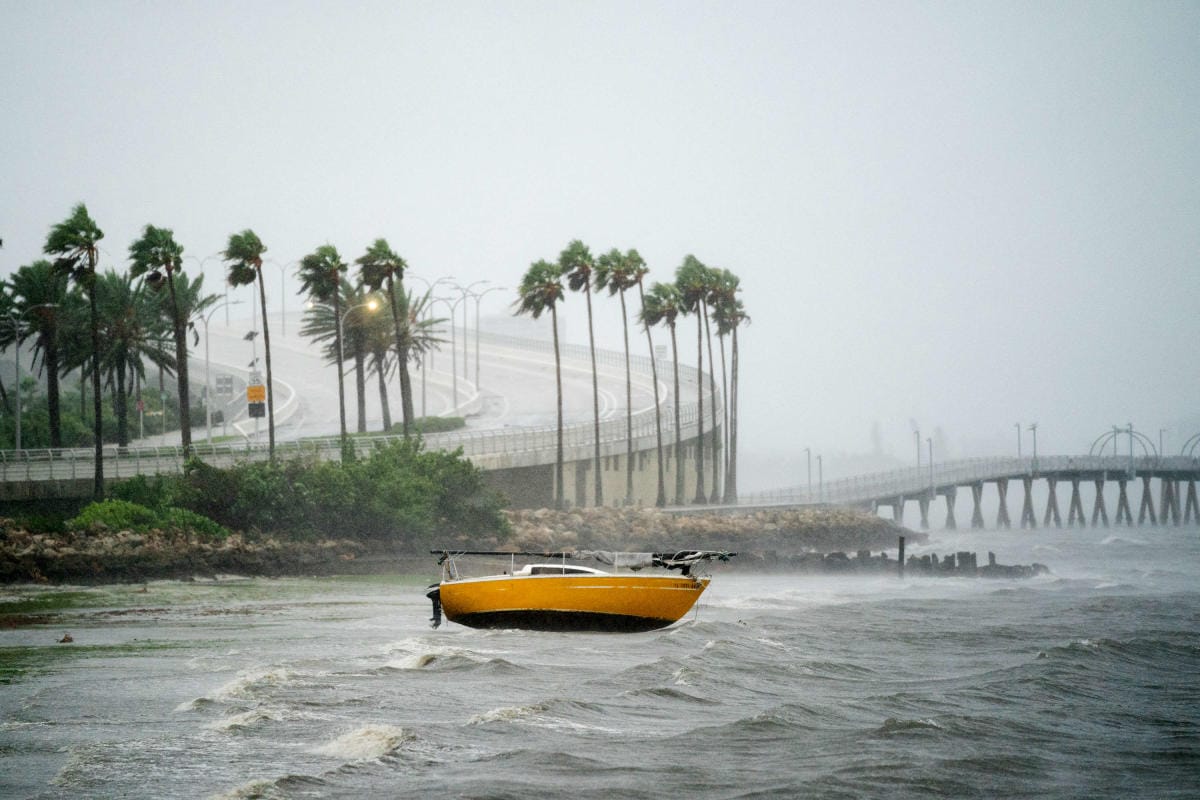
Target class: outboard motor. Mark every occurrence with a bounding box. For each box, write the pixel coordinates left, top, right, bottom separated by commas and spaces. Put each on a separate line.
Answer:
425, 585, 442, 629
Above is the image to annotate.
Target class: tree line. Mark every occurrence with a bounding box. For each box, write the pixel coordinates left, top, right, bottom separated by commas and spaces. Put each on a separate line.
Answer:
6, 205, 748, 511
516, 241, 748, 509
5, 204, 440, 499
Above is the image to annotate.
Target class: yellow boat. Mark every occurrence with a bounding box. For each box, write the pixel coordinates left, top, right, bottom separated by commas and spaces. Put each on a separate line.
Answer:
426, 550, 735, 632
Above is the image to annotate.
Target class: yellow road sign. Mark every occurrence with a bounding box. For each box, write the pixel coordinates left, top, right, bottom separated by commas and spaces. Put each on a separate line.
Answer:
247, 384, 266, 403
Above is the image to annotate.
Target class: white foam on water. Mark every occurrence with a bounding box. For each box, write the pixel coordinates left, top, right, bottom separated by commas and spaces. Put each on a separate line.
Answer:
206, 778, 278, 800
469, 704, 541, 724
1100, 535, 1150, 546
205, 707, 279, 731
212, 667, 294, 701
312, 724, 409, 761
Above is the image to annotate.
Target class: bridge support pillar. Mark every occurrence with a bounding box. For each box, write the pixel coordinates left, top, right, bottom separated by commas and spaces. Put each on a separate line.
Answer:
892, 496, 905, 526
1116, 479, 1133, 526
919, 495, 930, 530
1166, 480, 1181, 526
1043, 478, 1062, 527
941, 488, 957, 530
1184, 481, 1199, 526
970, 483, 985, 529
1091, 479, 1109, 527
1137, 475, 1158, 526
995, 479, 1011, 529
1019, 477, 1036, 529
1067, 478, 1086, 528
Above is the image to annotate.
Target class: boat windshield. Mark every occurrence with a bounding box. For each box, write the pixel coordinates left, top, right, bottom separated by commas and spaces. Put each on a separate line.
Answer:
516, 564, 607, 576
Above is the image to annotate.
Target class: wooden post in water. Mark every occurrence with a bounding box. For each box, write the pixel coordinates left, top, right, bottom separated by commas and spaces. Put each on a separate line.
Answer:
898, 536, 906, 579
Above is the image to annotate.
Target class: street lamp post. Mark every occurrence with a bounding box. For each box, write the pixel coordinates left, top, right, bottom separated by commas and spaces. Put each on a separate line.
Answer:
1016, 422, 1022, 458
183, 253, 227, 324
453, 280, 486, 381
1159, 428, 1167, 463
200, 300, 241, 443
914, 428, 921, 471
804, 446, 812, 501
817, 454, 824, 503
469, 285, 506, 388
409, 275, 455, 419
434, 295, 466, 412
1029, 422, 1039, 473
927, 437, 933, 490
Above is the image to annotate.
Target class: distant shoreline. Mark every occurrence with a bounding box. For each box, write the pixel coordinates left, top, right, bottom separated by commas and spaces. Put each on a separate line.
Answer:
0, 506, 922, 586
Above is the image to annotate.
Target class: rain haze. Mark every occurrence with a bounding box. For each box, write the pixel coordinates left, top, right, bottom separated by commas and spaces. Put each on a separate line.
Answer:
2, 0, 1198, 491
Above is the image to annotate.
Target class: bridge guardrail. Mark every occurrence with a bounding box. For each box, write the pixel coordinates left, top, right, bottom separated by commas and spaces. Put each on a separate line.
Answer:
0, 330, 722, 482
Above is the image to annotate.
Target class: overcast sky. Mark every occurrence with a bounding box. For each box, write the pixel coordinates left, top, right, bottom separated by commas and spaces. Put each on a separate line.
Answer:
3, 1, 1198, 489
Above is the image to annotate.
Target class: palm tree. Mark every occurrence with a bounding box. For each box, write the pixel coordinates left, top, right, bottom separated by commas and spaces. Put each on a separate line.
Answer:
712, 286, 748, 503
7, 260, 70, 447
298, 244, 349, 452
675, 256, 711, 504
222, 230, 275, 459
640, 282, 684, 505
45, 203, 105, 498
700, 265, 722, 503
301, 279, 377, 434
356, 239, 414, 435
595, 247, 640, 505
629, 255, 667, 507
515, 259, 567, 509
90, 271, 174, 447
394, 285, 443, 425
129, 224, 196, 454
559, 240, 603, 506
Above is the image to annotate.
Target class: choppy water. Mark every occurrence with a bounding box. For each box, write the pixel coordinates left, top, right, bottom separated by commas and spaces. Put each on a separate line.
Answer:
2, 525, 1198, 799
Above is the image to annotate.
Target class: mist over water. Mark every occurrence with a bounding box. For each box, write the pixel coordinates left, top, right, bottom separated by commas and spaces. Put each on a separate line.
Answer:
2, 525, 1198, 799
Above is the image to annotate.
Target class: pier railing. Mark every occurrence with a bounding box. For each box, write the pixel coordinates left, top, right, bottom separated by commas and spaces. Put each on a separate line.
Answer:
738, 455, 1200, 508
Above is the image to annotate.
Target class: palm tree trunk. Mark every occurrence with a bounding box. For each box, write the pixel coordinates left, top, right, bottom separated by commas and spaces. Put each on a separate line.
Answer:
354, 347, 366, 433
693, 314, 706, 505
374, 352, 392, 431
619, 289, 633, 505
0, 376, 9, 416
387, 276, 415, 436
718, 331, 729, 503
166, 272, 192, 454
585, 284, 602, 506
257, 270, 275, 460
46, 339, 61, 448
726, 325, 739, 503
88, 287, 104, 498
115, 353, 128, 448
670, 324, 683, 506
334, 283, 347, 452
551, 305, 564, 510
703, 301, 720, 504
637, 282, 666, 507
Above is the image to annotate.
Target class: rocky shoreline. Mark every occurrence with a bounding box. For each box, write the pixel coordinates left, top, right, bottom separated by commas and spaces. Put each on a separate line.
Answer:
0, 506, 921, 585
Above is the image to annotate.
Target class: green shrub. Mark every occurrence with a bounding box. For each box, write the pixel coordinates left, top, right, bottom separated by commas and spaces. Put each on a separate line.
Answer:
157, 507, 230, 538
110, 474, 180, 510
68, 499, 159, 532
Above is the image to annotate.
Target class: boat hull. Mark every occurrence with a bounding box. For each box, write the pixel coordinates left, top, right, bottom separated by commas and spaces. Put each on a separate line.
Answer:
437, 574, 710, 632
